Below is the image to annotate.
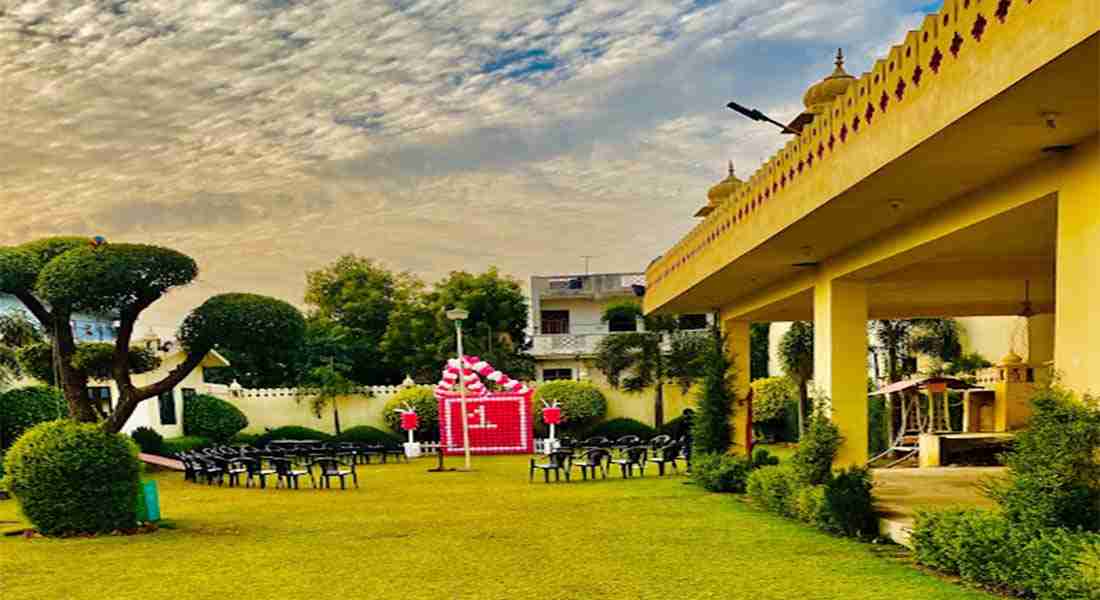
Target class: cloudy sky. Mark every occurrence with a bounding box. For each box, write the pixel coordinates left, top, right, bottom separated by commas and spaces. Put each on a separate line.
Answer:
1, 0, 936, 326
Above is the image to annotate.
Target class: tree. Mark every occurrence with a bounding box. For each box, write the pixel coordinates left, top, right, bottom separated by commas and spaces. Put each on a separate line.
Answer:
304, 255, 421, 384
0, 310, 41, 386
750, 322, 771, 381
779, 321, 814, 436
424, 267, 532, 380
0, 237, 306, 432
593, 302, 706, 427
297, 364, 358, 436
692, 320, 735, 454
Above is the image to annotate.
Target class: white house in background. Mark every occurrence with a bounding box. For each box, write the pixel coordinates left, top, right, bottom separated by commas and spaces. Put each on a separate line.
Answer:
529, 272, 711, 383
0, 293, 118, 344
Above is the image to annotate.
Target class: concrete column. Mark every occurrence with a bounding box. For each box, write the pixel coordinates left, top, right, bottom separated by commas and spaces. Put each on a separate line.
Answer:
1054, 140, 1100, 395
813, 278, 869, 466
1027, 313, 1055, 366
724, 319, 752, 456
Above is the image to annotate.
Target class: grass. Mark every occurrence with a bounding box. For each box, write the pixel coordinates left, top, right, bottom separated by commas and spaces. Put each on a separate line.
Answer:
0, 455, 993, 600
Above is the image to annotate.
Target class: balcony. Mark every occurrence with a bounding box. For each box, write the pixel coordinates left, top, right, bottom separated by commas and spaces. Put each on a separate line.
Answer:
531, 333, 609, 357
533, 273, 645, 301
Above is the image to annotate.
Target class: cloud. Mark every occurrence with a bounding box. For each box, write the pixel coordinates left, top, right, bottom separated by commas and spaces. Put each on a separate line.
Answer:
0, 0, 936, 324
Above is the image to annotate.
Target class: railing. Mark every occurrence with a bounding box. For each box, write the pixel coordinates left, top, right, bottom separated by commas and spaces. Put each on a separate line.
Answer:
531, 333, 609, 356
646, 0, 1061, 300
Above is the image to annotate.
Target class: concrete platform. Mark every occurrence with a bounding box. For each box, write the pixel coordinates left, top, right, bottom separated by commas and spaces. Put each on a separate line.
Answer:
873, 466, 1004, 547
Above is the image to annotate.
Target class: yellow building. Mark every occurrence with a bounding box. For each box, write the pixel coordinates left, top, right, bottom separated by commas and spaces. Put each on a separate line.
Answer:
644, 0, 1098, 466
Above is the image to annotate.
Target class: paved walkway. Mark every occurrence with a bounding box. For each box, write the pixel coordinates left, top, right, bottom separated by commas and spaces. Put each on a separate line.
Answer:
874, 466, 1003, 546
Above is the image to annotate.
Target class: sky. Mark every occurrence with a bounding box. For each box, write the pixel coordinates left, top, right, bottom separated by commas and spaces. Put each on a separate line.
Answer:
0, 0, 934, 328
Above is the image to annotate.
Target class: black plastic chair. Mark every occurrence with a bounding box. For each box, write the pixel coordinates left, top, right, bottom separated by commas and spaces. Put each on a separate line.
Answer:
650, 443, 681, 476
270, 457, 312, 489
570, 448, 611, 481
224, 458, 249, 487
648, 434, 672, 451
311, 458, 358, 490
530, 451, 573, 483
581, 436, 611, 448
382, 444, 407, 464
613, 435, 642, 450
611, 446, 648, 478
244, 457, 277, 489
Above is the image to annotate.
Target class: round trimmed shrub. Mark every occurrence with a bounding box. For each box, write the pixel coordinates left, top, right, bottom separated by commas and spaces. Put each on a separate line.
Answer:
751, 377, 795, 423
253, 426, 331, 448
0, 385, 66, 451
583, 417, 656, 440
337, 425, 401, 446
182, 394, 248, 443
4, 420, 140, 536
130, 426, 165, 456
383, 387, 439, 439
532, 381, 607, 436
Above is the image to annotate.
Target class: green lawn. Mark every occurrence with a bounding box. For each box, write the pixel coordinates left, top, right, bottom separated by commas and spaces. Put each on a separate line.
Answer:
0, 455, 991, 600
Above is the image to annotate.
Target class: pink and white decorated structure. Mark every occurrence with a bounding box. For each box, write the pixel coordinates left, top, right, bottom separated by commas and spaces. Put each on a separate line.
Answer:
434, 356, 534, 455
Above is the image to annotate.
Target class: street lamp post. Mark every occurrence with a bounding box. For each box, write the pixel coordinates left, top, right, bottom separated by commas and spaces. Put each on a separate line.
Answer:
446, 308, 473, 471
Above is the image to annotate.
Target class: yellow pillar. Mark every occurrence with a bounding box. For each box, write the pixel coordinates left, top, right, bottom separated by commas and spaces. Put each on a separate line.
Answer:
724, 319, 752, 456
1054, 140, 1100, 395
813, 278, 869, 466
1028, 313, 1055, 366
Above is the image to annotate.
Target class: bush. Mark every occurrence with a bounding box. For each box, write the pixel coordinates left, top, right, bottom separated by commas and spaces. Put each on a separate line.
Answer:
229, 432, 261, 446
911, 508, 1099, 599
130, 426, 165, 456
791, 484, 826, 524
162, 436, 212, 455
583, 418, 656, 441
691, 452, 752, 493
0, 385, 66, 451
337, 425, 401, 446
791, 414, 842, 485
693, 323, 734, 454
3, 420, 141, 536
383, 387, 439, 439
532, 381, 607, 436
253, 426, 331, 448
182, 394, 248, 443
658, 414, 689, 438
747, 465, 798, 517
819, 467, 877, 538
985, 387, 1100, 531
750, 447, 780, 469
751, 377, 795, 423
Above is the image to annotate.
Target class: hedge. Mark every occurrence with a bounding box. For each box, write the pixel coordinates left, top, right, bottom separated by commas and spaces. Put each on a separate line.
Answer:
253, 426, 331, 448
3, 420, 141, 536
691, 453, 752, 493
162, 436, 213, 455
911, 508, 1100, 599
583, 418, 656, 441
747, 464, 878, 539
383, 387, 439, 439
337, 425, 401, 446
182, 393, 248, 443
531, 381, 607, 436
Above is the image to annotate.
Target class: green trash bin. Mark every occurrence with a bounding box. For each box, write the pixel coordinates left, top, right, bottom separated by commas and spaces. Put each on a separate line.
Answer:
138, 480, 161, 523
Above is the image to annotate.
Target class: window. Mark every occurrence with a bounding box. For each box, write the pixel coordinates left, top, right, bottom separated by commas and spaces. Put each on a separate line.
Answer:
608, 314, 637, 332
540, 310, 570, 334
158, 390, 177, 425
86, 386, 112, 412
678, 314, 708, 331
542, 368, 573, 382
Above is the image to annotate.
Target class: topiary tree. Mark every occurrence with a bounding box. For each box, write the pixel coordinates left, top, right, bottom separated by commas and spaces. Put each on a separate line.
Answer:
130, 426, 165, 456
0, 385, 66, 453
253, 425, 331, 448
383, 386, 439, 440
296, 365, 359, 436
531, 381, 607, 436
751, 376, 796, 423
791, 413, 842, 485
3, 420, 141, 535
182, 394, 249, 443
779, 321, 814, 436
692, 320, 736, 455
0, 237, 306, 432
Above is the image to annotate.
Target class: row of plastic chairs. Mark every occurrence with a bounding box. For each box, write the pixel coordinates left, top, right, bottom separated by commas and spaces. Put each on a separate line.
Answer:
530, 441, 685, 483
179, 453, 360, 490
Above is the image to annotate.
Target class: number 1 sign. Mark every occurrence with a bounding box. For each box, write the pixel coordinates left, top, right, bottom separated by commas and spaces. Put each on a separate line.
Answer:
439, 394, 532, 455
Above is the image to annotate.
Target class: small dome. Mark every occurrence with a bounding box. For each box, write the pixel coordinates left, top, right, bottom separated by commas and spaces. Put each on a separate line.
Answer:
999, 351, 1024, 365
802, 49, 855, 113
706, 161, 744, 203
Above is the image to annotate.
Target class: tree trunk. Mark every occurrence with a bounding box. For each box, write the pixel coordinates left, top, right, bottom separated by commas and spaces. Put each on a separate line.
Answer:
53, 320, 95, 423
797, 378, 808, 438
332, 397, 342, 436
653, 382, 664, 429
